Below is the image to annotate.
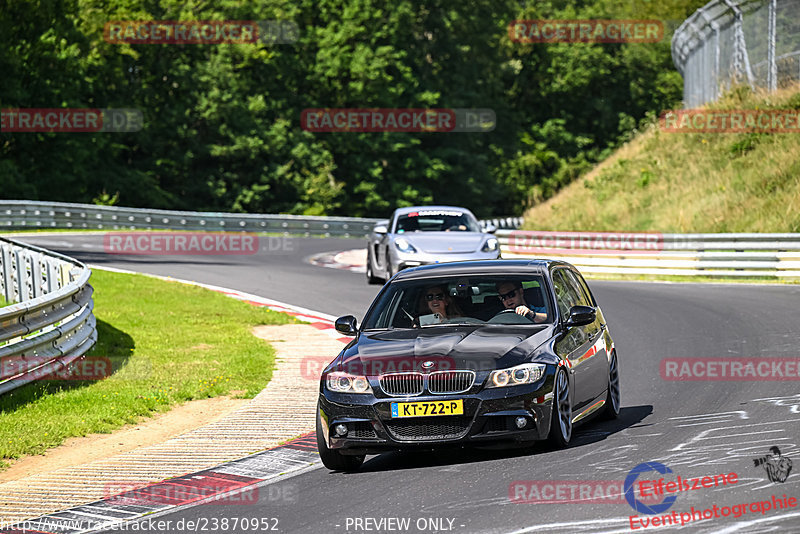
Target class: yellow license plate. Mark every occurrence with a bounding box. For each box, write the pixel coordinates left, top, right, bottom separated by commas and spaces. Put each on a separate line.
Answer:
390, 400, 463, 418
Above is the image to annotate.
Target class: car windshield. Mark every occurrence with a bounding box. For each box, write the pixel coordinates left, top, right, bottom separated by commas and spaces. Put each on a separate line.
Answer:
395, 209, 481, 233
362, 275, 551, 329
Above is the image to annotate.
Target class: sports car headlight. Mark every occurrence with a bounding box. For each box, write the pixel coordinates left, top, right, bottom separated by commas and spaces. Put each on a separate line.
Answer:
482, 238, 499, 252
326, 372, 373, 394
487, 363, 545, 388
395, 238, 417, 253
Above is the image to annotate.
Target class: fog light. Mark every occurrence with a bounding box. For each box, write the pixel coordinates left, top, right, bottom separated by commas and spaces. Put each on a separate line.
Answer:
334, 424, 348, 436
515, 417, 527, 429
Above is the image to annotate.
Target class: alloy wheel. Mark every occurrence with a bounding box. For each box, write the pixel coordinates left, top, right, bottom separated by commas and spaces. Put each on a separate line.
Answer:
608, 352, 620, 413
555, 369, 572, 442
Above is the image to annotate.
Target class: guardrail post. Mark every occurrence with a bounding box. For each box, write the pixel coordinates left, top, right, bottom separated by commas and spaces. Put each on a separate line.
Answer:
31, 252, 44, 298
1, 246, 12, 303
46, 258, 58, 293
14, 250, 31, 303
59, 263, 71, 289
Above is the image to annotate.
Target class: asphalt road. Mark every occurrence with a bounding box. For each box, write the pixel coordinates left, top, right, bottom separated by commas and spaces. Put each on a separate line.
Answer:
15, 233, 800, 534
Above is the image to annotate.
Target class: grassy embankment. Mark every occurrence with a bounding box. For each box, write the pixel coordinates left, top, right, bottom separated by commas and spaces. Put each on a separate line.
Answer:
520, 87, 800, 283
0, 269, 295, 469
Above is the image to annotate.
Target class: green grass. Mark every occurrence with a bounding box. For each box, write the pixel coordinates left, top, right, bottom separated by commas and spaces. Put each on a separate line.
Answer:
583, 272, 800, 285
522, 86, 800, 233
0, 269, 295, 469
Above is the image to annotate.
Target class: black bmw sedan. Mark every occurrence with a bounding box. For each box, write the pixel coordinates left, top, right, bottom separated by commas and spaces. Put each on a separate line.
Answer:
316, 260, 620, 471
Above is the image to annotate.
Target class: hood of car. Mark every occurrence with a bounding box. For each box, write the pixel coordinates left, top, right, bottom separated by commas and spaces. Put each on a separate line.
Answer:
340, 325, 555, 375
395, 232, 486, 254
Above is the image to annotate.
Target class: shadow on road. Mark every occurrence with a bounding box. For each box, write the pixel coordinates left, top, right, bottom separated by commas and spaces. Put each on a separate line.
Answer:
351, 404, 653, 473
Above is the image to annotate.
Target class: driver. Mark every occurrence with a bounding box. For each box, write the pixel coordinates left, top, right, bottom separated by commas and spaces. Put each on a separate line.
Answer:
496, 281, 547, 323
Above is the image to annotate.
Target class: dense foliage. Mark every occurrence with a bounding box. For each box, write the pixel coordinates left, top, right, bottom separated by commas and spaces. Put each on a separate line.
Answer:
0, 0, 707, 217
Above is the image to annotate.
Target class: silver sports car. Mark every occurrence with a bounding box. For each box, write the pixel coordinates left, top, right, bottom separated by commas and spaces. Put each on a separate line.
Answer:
365, 206, 501, 284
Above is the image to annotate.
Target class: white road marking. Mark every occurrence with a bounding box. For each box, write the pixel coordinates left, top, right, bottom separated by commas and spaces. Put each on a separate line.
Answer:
707, 511, 800, 534
669, 411, 750, 427
507, 517, 630, 533
752, 394, 800, 414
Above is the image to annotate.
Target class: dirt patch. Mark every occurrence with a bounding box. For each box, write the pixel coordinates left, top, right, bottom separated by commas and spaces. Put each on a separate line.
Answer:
251, 325, 287, 341
0, 395, 246, 482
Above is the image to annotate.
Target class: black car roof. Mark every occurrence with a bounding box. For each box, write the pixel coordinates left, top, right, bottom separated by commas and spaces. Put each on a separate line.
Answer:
391, 259, 570, 281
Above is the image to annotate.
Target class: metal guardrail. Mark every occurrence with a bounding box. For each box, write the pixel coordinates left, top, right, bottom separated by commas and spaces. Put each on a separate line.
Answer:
0, 200, 522, 236
482, 217, 524, 231
0, 237, 97, 395
672, 0, 800, 107
498, 230, 800, 278
10, 201, 794, 278
0, 200, 380, 237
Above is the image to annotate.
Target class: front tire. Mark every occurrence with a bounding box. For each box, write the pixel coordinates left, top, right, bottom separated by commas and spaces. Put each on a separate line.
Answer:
316, 413, 365, 472
601, 350, 620, 420
386, 252, 397, 280
365, 249, 382, 285
548, 368, 572, 447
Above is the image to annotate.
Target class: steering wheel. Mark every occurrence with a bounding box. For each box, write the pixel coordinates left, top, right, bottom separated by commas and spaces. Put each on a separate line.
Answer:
487, 308, 533, 325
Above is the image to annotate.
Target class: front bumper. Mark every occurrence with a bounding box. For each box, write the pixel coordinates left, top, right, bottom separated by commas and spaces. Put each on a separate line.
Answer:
392, 249, 501, 272
318, 380, 554, 455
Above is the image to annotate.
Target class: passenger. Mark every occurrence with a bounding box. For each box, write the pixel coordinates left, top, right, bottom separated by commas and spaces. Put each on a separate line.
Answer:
495, 281, 546, 323
420, 285, 464, 323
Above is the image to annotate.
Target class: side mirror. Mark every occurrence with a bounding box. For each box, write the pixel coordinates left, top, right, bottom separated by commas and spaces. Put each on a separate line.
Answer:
335, 315, 358, 335
483, 224, 497, 234
373, 225, 388, 235
564, 306, 595, 327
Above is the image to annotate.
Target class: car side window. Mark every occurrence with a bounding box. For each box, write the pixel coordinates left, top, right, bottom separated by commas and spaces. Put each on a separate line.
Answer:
568, 270, 596, 307
563, 270, 591, 307
552, 269, 582, 319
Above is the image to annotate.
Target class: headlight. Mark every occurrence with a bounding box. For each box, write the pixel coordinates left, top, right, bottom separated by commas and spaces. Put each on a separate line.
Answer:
482, 238, 499, 252
326, 372, 373, 394
395, 238, 417, 253
487, 363, 545, 388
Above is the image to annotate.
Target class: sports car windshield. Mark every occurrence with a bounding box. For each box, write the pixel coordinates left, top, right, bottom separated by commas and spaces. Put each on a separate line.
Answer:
395, 209, 481, 233
362, 275, 551, 329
